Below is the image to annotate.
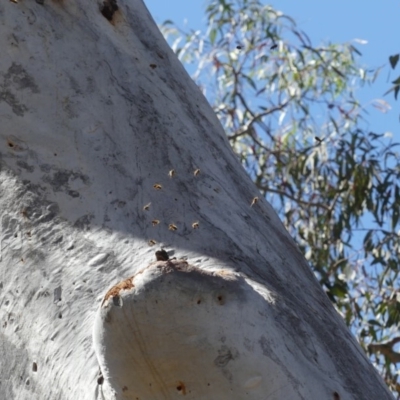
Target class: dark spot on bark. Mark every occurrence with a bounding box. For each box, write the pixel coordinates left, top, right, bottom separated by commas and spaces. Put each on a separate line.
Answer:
149, 64, 157, 69
214, 346, 238, 368
16, 161, 34, 173
32, 362, 37, 372
112, 295, 122, 307
259, 336, 272, 357
54, 286, 62, 303
155, 249, 169, 261
176, 382, 186, 394
43, 169, 89, 193
73, 214, 94, 231
101, 0, 118, 21
122, 386, 128, 392
4, 63, 39, 93
67, 190, 80, 198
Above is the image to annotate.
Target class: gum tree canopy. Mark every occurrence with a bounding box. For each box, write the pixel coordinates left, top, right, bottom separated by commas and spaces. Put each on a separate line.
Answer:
0, 1, 393, 400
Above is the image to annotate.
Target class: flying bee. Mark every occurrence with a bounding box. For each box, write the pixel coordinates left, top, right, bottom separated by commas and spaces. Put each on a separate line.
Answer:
192, 222, 199, 229
148, 239, 157, 246
143, 202, 151, 211
250, 197, 259, 207
153, 183, 162, 190
168, 169, 176, 178
168, 224, 178, 231
194, 169, 200, 176
152, 219, 160, 226
270, 43, 278, 50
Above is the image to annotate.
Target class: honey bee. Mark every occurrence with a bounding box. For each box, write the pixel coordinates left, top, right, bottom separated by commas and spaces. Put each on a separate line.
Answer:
143, 203, 151, 211
148, 239, 157, 246
168, 224, 178, 231
192, 222, 199, 229
168, 169, 175, 178
153, 184, 162, 190
250, 197, 259, 207
152, 219, 160, 226
194, 169, 200, 176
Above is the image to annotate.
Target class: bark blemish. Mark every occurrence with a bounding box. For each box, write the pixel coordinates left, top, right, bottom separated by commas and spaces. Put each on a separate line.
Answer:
176, 381, 186, 395
6, 136, 27, 152
100, 0, 118, 21
214, 346, 237, 368
102, 277, 134, 306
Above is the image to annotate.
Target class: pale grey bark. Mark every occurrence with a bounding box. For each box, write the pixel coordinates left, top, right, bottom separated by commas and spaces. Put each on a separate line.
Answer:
0, 1, 393, 399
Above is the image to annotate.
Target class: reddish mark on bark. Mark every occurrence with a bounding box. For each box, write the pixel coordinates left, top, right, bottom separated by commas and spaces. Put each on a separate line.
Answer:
102, 277, 134, 306
176, 381, 186, 395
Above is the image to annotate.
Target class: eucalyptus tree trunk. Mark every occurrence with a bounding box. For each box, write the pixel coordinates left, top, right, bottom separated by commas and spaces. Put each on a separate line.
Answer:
0, 1, 393, 400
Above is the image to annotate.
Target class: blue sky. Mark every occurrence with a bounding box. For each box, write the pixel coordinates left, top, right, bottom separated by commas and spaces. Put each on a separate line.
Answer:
145, 0, 400, 138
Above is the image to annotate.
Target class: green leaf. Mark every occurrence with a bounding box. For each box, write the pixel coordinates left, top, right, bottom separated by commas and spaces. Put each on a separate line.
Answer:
392, 76, 400, 85
368, 319, 382, 327
395, 85, 400, 100
209, 28, 217, 45
389, 54, 400, 69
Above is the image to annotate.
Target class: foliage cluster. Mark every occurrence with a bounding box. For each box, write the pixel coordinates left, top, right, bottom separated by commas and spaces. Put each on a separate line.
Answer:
161, 0, 400, 395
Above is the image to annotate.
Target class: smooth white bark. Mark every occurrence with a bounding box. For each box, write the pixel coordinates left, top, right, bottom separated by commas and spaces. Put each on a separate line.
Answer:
0, 0, 393, 399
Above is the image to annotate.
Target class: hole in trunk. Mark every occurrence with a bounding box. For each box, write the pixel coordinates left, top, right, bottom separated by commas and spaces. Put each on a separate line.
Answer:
100, 0, 118, 21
